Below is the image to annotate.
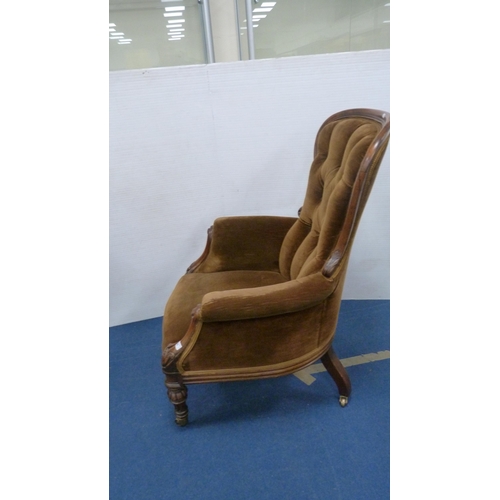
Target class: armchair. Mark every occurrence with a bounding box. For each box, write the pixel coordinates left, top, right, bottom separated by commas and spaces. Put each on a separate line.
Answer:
161, 108, 390, 426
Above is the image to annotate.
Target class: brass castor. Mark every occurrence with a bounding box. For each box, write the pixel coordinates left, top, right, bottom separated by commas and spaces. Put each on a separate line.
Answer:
174, 407, 189, 426
175, 416, 188, 427
339, 396, 348, 407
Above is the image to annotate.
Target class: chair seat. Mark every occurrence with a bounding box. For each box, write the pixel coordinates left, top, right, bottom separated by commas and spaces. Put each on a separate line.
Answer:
162, 270, 288, 350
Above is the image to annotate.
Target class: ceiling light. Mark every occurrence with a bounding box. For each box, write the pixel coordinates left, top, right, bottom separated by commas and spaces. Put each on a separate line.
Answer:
110, 36, 124, 39
169, 28, 185, 31
167, 24, 182, 28
168, 19, 185, 23
253, 8, 272, 12
164, 12, 182, 17
111, 32, 124, 36
109, 28, 115, 32
118, 41, 131, 44
261, 2, 276, 6
252, 15, 267, 19
164, 6, 185, 11
109, 23, 116, 27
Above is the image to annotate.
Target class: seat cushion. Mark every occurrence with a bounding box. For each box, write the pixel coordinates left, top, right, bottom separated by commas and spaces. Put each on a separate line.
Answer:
162, 270, 287, 350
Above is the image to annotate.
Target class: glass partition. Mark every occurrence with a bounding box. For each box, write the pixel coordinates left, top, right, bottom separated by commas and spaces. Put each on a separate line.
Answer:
109, 0, 208, 71
239, 0, 390, 60
110, 0, 390, 70
235, 0, 250, 60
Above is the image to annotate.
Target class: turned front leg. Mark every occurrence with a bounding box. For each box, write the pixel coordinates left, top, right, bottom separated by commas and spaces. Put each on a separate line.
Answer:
161, 305, 202, 427
165, 373, 188, 426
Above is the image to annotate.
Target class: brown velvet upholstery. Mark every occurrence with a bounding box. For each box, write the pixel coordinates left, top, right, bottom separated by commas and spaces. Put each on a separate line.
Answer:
161, 109, 390, 425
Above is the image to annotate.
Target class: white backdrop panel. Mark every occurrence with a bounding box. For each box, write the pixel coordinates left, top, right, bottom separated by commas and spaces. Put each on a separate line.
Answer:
110, 49, 390, 326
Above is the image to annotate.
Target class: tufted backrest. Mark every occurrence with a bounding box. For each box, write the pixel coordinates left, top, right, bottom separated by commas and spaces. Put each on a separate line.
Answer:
279, 109, 389, 281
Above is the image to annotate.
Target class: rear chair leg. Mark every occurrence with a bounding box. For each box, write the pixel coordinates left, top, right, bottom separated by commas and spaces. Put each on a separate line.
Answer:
320, 346, 352, 407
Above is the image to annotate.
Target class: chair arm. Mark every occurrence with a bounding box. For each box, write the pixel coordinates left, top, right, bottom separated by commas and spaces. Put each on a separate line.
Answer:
193, 215, 297, 273
200, 272, 336, 322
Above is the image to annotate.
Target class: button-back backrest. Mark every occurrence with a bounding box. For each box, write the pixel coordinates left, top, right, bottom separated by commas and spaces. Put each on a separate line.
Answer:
279, 110, 389, 281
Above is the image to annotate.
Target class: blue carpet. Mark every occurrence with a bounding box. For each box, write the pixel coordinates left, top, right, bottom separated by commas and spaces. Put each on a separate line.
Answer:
110, 300, 389, 500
